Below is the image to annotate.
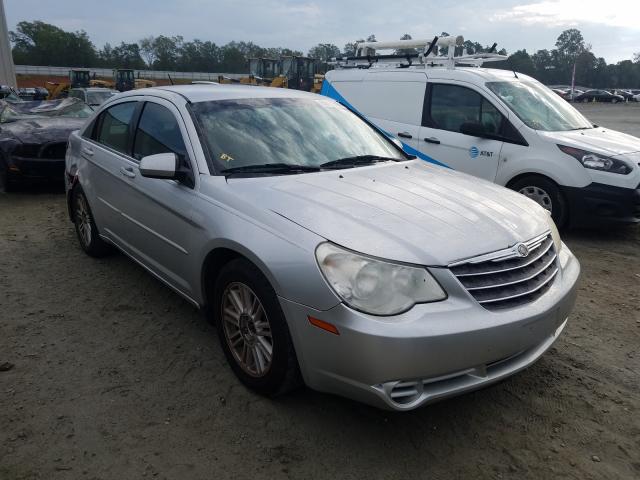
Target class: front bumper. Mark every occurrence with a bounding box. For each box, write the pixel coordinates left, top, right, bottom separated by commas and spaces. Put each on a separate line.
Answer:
6, 156, 66, 182
280, 247, 580, 411
562, 182, 640, 227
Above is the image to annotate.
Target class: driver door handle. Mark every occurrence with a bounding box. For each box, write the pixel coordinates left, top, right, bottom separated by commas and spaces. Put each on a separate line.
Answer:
82, 146, 94, 157
119, 166, 136, 178
397, 132, 413, 139
424, 137, 441, 144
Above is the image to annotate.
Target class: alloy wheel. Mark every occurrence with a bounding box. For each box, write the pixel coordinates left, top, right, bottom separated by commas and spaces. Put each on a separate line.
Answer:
75, 194, 92, 247
518, 185, 553, 213
221, 282, 273, 377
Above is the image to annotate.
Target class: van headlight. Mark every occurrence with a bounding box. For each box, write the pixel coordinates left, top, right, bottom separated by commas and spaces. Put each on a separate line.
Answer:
545, 212, 563, 254
315, 243, 446, 316
557, 145, 631, 174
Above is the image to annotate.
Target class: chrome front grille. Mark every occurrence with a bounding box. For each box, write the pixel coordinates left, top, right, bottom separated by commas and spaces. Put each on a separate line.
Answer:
450, 232, 558, 310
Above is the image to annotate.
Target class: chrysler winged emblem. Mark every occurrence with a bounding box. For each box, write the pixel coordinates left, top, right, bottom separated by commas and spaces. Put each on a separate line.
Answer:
515, 243, 529, 257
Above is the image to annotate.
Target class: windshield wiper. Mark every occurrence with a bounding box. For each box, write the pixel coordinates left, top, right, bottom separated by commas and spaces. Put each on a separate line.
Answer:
220, 163, 321, 177
319, 155, 401, 169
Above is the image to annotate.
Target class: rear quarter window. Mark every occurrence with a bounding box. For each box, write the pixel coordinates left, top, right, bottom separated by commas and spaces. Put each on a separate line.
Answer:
338, 79, 426, 125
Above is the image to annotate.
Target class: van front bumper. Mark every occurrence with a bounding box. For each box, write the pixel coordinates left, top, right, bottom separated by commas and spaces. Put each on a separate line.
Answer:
562, 182, 640, 227
279, 247, 580, 411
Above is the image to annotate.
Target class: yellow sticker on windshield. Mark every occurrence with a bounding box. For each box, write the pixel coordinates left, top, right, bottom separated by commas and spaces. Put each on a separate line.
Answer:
220, 153, 234, 162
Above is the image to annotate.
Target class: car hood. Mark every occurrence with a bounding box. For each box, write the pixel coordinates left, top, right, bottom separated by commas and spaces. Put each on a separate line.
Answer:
226, 161, 550, 266
0, 116, 85, 145
539, 127, 640, 157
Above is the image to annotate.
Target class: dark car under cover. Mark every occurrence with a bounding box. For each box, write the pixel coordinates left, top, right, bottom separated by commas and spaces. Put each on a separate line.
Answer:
0, 98, 92, 190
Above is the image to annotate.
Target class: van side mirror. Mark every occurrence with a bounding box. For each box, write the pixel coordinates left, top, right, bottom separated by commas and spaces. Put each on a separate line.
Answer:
139, 152, 178, 179
460, 122, 487, 138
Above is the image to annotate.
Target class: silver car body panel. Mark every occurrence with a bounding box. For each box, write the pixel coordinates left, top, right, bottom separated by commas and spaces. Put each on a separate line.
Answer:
65, 85, 580, 410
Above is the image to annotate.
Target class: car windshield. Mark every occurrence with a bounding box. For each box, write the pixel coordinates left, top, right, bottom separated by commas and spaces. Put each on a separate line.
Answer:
87, 91, 115, 105
486, 80, 593, 131
0, 98, 93, 123
191, 97, 404, 173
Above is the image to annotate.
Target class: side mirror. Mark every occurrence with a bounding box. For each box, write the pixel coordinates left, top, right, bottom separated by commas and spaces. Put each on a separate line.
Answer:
460, 122, 487, 137
139, 152, 178, 179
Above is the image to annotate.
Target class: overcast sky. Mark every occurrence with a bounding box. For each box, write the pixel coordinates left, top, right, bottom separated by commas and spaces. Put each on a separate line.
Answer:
4, 0, 640, 63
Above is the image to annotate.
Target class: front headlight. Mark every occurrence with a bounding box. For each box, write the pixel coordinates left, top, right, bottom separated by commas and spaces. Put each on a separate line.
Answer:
557, 145, 631, 175
545, 211, 562, 253
315, 243, 446, 316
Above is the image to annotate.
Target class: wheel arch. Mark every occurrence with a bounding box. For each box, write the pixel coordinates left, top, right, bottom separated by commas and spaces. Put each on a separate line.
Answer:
506, 171, 560, 190
200, 241, 282, 311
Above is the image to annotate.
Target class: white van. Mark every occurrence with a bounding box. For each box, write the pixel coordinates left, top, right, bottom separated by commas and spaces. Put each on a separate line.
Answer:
321, 57, 640, 227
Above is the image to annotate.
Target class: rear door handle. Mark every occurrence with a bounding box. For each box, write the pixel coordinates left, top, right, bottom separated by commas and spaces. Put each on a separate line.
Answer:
82, 146, 94, 156
397, 132, 413, 139
423, 137, 441, 144
119, 166, 136, 178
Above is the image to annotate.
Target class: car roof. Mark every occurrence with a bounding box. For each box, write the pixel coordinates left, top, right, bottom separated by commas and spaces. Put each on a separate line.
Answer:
326, 66, 538, 84
114, 84, 320, 103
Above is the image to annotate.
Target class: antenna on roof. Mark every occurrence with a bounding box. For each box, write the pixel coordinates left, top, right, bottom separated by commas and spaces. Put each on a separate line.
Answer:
487, 43, 497, 54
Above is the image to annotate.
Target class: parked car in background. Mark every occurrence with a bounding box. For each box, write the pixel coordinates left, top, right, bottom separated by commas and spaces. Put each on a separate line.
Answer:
574, 90, 625, 103
610, 90, 635, 101
567, 89, 583, 101
323, 68, 640, 227
633, 93, 640, 102
65, 85, 580, 411
0, 98, 93, 191
68, 87, 118, 110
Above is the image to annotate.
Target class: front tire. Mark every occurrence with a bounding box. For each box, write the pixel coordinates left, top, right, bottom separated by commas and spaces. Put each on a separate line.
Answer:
71, 187, 112, 257
509, 175, 568, 228
212, 258, 301, 396
611, 98, 618, 104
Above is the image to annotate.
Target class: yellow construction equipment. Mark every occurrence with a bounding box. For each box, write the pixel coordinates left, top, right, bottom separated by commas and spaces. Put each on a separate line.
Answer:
217, 56, 323, 92
45, 69, 91, 99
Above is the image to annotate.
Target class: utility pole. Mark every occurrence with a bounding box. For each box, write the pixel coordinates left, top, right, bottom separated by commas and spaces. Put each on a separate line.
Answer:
0, 0, 16, 87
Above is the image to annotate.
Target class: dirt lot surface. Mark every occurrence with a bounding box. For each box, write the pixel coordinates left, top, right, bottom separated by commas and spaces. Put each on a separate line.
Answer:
1, 105, 639, 480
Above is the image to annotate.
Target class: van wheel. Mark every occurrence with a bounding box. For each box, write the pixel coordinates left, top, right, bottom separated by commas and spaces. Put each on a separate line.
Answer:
71, 187, 113, 257
212, 258, 301, 396
509, 176, 568, 228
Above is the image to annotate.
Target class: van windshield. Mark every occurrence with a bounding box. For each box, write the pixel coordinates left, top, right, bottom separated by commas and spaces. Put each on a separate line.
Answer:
486, 80, 593, 131
191, 97, 404, 173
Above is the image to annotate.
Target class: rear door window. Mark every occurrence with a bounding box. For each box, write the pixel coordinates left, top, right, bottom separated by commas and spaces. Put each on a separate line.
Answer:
95, 102, 137, 154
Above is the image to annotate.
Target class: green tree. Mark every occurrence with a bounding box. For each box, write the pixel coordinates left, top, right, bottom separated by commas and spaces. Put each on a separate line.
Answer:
10, 20, 98, 67
308, 43, 340, 61
152, 35, 183, 70
139, 36, 156, 67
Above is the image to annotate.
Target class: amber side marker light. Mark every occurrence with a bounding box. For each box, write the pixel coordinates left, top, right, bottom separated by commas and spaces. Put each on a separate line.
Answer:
308, 316, 340, 335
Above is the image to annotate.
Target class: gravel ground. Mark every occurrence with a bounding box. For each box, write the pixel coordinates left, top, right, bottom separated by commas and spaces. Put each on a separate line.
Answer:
0, 104, 639, 480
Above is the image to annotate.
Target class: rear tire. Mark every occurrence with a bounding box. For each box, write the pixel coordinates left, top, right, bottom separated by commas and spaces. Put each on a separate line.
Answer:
611, 98, 618, 104
509, 175, 568, 228
212, 258, 301, 396
582, 98, 589, 103
71, 187, 113, 257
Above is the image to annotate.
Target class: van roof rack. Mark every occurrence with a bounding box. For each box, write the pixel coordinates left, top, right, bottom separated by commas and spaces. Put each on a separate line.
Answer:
330, 35, 508, 70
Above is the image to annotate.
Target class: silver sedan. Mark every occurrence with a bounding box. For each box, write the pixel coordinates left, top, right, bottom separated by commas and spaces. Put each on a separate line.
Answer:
65, 85, 580, 410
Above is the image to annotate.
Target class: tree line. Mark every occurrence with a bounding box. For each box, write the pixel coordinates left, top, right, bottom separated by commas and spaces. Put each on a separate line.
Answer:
9, 21, 640, 87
